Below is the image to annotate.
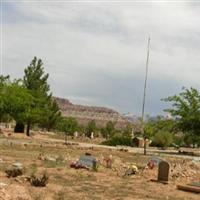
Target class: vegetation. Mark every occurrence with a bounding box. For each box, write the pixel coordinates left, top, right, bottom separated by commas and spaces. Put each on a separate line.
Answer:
30, 172, 49, 187
101, 121, 115, 139
1, 56, 200, 150
22, 57, 52, 135
102, 136, 132, 146
40, 98, 61, 132
5, 166, 23, 178
86, 120, 97, 137
0, 57, 61, 136
57, 117, 78, 142
152, 131, 173, 148
163, 87, 200, 147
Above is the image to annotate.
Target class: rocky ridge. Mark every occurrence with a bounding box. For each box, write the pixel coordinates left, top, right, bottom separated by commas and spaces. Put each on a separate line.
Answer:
54, 97, 131, 128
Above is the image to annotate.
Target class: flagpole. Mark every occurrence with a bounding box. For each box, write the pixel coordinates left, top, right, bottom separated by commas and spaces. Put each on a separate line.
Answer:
142, 37, 150, 155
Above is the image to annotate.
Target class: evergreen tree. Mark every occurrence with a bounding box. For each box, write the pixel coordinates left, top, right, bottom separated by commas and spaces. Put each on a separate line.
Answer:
23, 57, 50, 136
40, 97, 61, 131
24, 57, 49, 95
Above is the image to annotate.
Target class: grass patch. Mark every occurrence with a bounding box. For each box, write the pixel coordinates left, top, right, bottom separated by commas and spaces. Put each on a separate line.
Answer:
26, 163, 38, 176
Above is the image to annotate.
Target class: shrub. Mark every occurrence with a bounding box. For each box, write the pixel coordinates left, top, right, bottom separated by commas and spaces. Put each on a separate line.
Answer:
30, 172, 49, 187
173, 135, 184, 147
5, 166, 23, 178
183, 134, 200, 148
101, 136, 132, 146
152, 131, 173, 148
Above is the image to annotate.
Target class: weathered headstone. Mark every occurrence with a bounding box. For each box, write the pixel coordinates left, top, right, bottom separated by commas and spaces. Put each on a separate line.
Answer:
157, 160, 170, 183
90, 132, 94, 139
12, 162, 23, 168
74, 131, 78, 138
78, 155, 97, 169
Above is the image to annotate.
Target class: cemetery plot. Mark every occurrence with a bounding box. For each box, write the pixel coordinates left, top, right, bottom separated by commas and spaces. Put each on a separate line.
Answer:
0, 133, 200, 200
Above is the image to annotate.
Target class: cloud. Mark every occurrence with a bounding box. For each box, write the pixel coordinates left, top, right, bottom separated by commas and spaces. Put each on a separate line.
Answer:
2, 1, 200, 116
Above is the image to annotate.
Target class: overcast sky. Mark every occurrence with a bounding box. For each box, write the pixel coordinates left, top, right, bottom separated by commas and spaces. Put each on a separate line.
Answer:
1, 0, 200, 116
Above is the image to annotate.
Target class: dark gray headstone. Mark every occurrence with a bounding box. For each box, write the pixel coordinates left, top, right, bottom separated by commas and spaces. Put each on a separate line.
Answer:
78, 155, 97, 169
158, 161, 170, 182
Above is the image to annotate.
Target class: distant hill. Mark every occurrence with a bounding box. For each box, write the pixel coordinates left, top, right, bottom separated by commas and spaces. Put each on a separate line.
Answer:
54, 97, 131, 128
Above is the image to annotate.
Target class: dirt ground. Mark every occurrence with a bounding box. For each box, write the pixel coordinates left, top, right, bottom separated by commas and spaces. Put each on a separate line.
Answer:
0, 131, 200, 200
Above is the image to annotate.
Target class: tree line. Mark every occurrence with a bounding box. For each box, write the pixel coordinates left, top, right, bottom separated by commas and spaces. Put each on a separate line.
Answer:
0, 57, 132, 139
0, 57, 200, 148
0, 57, 61, 136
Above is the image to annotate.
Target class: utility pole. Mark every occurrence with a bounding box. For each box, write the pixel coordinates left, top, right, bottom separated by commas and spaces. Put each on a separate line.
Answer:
142, 37, 150, 155
0, 0, 3, 75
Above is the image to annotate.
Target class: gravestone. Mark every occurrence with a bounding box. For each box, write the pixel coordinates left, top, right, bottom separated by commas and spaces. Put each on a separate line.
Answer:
91, 132, 94, 139
74, 131, 78, 138
78, 155, 97, 169
158, 160, 170, 183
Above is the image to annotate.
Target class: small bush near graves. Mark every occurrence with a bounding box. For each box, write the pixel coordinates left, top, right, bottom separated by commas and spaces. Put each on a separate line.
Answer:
5, 166, 23, 178
152, 131, 173, 148
30, 172, 49, 187
102, 136, 132, 146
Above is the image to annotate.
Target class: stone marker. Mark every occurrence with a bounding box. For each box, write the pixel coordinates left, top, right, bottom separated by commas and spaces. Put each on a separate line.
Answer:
12, 162, 23, 168
78, 155, 97, 169
74, 131, 78, 138
91, 132, 94, 139
0, 182, 7, 188
158, 160, 170, 183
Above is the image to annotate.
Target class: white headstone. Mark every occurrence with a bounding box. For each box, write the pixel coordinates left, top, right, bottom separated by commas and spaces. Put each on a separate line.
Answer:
74, 131, 78, 138
91, 132, 94, 139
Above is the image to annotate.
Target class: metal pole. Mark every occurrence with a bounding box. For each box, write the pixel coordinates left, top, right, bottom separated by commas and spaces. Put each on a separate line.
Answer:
0, 0, 3, 75
142, 37, 150, 155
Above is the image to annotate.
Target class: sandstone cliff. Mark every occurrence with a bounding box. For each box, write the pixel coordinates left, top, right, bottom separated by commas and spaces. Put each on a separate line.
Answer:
54, 97, 130, 128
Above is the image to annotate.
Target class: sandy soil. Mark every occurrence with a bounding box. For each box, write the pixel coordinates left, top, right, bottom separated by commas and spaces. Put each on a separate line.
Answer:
0, 131, 200, 200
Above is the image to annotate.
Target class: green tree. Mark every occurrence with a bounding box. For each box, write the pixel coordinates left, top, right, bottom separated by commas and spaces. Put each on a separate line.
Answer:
58, 117, 78, 143
39, 97, 61, 131
103, 121, 115, 139
122, 123, 133, 138
23, 57, 51, 136
23, 57, 49, 95
163, 87, 200, 146
152, 131, 173, 149
86, 120, 96, 137
144, 117, 175, 139
0, 75, 10, 122
3, 81, 35, 133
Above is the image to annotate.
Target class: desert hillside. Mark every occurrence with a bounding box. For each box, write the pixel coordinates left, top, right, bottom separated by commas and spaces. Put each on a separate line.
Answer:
54, 97, 131, 128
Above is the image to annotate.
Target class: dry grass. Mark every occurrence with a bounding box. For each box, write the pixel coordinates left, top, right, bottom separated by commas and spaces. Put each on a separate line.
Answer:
0, 134, 200, 200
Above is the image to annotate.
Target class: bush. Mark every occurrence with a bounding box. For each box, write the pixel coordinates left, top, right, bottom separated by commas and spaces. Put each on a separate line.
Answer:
30, 172, 49, 187
173, 135, 184, 147
152, 131, 173, 148
101, 136, 132, 146
5, 167, 23, 178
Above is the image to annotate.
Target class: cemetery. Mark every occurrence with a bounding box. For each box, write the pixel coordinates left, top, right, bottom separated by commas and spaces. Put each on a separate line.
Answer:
0, 130, 200, 200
